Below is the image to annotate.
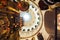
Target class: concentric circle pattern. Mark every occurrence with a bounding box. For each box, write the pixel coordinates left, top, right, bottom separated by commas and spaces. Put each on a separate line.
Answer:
19, 1, 42, 38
